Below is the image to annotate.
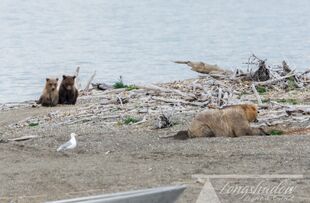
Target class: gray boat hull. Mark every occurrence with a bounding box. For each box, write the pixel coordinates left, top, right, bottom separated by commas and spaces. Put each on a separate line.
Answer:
46, 185, 186, 203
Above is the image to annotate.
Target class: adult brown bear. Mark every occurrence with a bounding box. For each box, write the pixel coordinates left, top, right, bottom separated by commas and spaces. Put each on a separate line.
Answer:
175, 104, 267, 139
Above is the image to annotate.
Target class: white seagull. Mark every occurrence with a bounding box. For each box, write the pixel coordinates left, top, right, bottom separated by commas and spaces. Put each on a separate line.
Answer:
57, 133, 77, 152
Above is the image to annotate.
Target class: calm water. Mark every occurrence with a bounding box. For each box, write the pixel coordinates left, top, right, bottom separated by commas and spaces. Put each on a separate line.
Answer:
1, 0, 310, 103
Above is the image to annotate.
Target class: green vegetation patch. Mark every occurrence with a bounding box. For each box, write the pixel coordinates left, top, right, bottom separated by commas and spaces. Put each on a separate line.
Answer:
276, 98, 298, 105
269, 129, 283, 136
113, 81, 127, 89
112, 79, 138, 91
123, 116, 139, 125
287, 77, 298, 91
126, 85, 139, 91
28, 123, 39, 127
256, 86, 267, 94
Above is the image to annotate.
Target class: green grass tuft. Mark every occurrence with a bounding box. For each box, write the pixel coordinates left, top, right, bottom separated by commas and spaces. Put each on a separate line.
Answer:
123, 116, 139, 125
126, 85, 139, 91
112, 79, 138, 91
256, 86, 267, 94
113, 81, 127, 89
287, 77, 298, 91
269, 129, 283, 136
28, 123, 39, 127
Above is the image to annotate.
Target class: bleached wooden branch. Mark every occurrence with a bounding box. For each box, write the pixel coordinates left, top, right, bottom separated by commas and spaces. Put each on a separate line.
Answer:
152, 96, 208, 107
117, 96, 124, 107
251, 84, 263, 105
269, 71, 281, 79
74, 66, 80, 77
133, 116, 147, 125
254, 73, 296, 86
74, 66, 82, 90
137, 84, 195, 99
270, 101, 291, 108
84, 71, 96, 92
8, 135, 39, 142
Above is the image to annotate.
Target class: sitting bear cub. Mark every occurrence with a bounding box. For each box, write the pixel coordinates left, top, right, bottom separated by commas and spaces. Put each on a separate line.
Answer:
37, 78, 59, 107
59, 75, 78, 105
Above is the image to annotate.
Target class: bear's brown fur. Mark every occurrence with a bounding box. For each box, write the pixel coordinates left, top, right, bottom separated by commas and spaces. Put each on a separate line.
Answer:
37, 78, 59, 107
175, 104, 267, 139
59, 75, 78, 105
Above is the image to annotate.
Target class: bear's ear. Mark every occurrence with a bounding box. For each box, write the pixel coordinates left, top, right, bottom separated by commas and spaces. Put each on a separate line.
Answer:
46, 78, 50, 82
73, 76, 76, 80
56, 78, 59, 81
63, 75, 67, 80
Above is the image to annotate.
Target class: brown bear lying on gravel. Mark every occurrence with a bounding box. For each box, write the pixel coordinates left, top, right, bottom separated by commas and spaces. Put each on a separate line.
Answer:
175, 104, 268, 139
37, 78, 59, 107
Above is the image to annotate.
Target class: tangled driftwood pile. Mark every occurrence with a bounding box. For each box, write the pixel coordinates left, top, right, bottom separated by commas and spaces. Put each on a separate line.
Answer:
2, 56, 310, 135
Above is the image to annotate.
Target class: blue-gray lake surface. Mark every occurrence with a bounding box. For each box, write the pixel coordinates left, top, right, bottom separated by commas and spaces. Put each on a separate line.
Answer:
0, 0, 309, 103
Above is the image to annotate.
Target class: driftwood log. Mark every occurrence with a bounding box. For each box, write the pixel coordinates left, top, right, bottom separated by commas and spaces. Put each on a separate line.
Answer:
91, 83, 113, 91
174, 61, 230, 74
8, 135, 39, 142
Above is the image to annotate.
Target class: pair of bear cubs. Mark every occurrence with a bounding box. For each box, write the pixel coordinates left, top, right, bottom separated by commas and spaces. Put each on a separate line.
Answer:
37, 75, 78, 107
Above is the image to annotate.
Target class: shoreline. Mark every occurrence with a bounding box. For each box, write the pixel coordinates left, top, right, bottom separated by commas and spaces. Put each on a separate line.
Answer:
1, 74, 309, 132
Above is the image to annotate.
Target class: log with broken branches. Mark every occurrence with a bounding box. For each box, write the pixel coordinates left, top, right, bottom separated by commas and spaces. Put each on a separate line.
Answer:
239, 54, 310, 88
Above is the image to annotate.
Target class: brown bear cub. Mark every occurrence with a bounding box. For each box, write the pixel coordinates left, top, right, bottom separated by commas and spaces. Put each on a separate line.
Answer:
37, 78, 59, 107
175, 104, 268, 139
59, 75, 78, 105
